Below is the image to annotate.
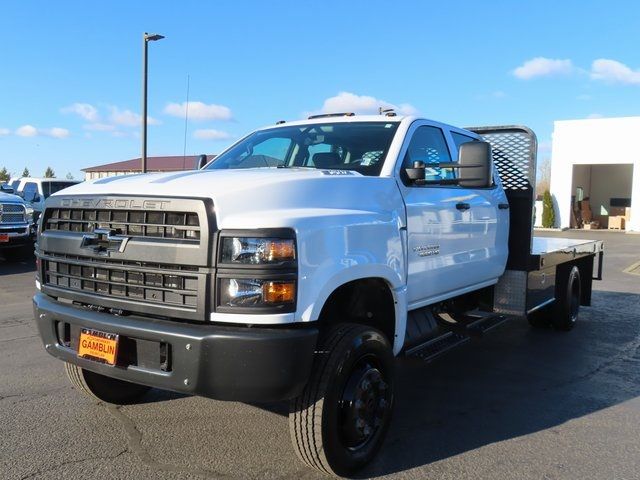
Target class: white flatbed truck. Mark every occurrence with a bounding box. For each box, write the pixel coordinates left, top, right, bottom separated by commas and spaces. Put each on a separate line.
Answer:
33, 115, 603, 476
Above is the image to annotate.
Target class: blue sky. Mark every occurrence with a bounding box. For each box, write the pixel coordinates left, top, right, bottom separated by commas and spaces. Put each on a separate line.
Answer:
1, 0, 639, 179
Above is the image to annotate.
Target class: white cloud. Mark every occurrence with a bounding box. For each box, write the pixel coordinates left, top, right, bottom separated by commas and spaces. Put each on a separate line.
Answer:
314, 92, 417, 116
193, 129, 232, 140
109, 106, 160, 127
61, 103, 99, 122
590, 58, 640, 85
586, 113, 604, 119
45, 127, 70, 138
164, 101, 233, 121
0, 128, 10, 136
16, 125, 38, 137
83, 123, 116, 132
512, 57, 574, 79
15, 125, 69, 138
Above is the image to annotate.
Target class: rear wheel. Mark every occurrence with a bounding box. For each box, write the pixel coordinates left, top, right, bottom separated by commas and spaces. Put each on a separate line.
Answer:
64, 362, 151, 404
551, 265, 581, 331
289, 323, 395, 477
527, 265, 581, 331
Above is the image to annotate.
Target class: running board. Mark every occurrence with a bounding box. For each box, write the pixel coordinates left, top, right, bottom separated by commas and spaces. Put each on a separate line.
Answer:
406, 312, 507, 362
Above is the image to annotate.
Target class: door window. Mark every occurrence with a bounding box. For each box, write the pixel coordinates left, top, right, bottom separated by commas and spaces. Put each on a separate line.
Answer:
451, 132, 478, 152
22, 182, 39, 202
403, 126, 454, 182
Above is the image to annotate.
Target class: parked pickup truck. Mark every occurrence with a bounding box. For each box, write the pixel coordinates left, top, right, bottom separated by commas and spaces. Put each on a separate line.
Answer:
0, 190, 36, 256
33, 114, 603, 477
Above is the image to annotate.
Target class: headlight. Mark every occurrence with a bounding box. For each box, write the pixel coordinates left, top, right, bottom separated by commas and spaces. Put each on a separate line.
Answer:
220, 237, 295, 265
219, 278, 296, 307
25, 206, 34, 223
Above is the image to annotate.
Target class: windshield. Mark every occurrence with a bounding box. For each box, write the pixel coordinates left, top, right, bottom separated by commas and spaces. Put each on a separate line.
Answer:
43, 181, 77, 198
206, 122, 400, 176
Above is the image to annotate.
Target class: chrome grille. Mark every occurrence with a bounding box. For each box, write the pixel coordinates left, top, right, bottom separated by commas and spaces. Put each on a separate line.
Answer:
0, 203, 26, 224
43, 252, 199, 309
44, 208, 200, 241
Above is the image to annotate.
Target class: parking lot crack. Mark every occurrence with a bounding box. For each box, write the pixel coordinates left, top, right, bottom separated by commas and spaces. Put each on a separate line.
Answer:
0, 334, 38, 343
19, 449, 127, 479
546, 334, 640, 391
107, 404, 229, 479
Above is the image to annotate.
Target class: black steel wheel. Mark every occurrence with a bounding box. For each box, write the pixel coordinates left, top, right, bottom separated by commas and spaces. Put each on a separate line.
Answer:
552, 265, 581, 331
64, 362, 151, 405
289, 323, 395, 477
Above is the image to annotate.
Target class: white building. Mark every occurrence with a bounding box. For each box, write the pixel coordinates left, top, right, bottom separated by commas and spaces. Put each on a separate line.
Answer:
550, 116, 639, 232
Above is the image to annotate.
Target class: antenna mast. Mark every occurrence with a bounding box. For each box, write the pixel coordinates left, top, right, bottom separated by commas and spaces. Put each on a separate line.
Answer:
182, 75, 190, 169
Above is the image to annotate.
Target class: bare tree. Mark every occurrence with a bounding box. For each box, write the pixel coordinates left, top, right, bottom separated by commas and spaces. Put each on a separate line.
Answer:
536, 157, 551, 197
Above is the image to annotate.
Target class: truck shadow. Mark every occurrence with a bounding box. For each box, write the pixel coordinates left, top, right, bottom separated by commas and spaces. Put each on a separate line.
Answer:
362, 290, 640, 478
0, 251, 36, 275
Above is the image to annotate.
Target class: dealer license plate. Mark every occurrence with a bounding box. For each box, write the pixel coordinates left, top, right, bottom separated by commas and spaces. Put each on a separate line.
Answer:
78, 328, 119, 365
0, 234, 9, 243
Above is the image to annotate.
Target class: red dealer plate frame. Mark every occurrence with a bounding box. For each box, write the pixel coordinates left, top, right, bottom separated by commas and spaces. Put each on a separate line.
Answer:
0, 234, 9, 243
78, 328, 119, 365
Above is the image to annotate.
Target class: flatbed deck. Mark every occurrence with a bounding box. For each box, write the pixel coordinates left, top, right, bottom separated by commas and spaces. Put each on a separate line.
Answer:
530, 236, 604, 271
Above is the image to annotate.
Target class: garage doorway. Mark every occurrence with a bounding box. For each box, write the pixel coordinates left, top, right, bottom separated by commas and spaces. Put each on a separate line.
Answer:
570, 164, 633, 230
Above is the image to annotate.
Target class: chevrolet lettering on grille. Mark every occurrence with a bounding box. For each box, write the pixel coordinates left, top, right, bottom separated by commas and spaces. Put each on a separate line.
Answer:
80, 228, 130, 256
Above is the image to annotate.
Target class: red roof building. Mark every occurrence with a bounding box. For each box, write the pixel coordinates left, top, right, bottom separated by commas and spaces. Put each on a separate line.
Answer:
82, 155, 215, 180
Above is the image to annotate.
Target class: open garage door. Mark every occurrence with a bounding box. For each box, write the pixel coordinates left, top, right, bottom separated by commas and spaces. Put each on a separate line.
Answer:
570, 164, 633, 230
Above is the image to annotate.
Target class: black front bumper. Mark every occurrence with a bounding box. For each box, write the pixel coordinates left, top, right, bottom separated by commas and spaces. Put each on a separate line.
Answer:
0, 226, 35, 249
34, 293, 318, 402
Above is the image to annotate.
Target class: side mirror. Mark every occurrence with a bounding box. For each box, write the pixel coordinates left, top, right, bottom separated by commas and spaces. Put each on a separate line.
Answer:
196, 154, 208, 170
32, 194, 41, 203
458, 141, 492, 188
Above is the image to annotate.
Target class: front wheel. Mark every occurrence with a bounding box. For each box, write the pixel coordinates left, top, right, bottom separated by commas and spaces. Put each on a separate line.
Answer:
64, 362, 151, 404
289, 323, 395, 477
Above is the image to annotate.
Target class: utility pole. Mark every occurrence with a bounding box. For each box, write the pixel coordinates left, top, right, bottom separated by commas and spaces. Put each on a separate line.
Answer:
141, 32, 165, 173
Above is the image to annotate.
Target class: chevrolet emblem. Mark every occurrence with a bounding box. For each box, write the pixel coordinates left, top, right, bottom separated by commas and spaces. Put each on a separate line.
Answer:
80, 228, 130, 256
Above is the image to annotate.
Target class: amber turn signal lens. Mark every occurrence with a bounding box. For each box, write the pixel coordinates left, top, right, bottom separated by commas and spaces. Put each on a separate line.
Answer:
267, 240, 296, 262
263, 281, 295, 304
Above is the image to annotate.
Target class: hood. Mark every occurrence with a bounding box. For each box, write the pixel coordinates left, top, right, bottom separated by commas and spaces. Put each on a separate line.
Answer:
50, 168, 403, 229
56, 168, 363, 197
0, 192, 25, 204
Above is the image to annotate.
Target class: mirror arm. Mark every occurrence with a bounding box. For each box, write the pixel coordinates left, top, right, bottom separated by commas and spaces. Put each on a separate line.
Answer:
423, 162, 484, 169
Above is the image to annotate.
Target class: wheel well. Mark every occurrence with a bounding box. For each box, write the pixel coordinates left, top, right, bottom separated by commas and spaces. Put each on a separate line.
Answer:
318, 278, 396, 344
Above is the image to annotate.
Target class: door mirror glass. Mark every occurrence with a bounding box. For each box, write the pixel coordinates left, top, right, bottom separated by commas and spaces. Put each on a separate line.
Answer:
458, 141, 492, 188
404, 161, 426, 182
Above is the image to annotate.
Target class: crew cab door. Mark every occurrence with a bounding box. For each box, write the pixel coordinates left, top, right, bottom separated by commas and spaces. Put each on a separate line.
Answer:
397, 122, 508, 309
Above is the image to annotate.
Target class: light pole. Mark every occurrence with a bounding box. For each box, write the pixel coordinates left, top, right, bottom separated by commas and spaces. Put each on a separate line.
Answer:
141, 32, 164, 173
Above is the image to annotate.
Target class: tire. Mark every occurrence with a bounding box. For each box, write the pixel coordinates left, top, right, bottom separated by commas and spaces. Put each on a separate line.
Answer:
551, 265, 581, 331
64, 362, 151, 404
289, 323, 395, 477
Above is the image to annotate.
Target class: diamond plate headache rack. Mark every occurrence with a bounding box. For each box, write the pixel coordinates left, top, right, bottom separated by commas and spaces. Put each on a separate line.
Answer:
466, 125, 538, 192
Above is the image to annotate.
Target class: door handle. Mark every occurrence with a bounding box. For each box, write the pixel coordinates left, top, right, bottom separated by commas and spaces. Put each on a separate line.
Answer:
456, 202, 470, 211
498, 203, 510, 210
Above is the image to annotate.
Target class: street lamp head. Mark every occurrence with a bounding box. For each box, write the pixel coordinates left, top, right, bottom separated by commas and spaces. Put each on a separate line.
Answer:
145, 33, 165, 42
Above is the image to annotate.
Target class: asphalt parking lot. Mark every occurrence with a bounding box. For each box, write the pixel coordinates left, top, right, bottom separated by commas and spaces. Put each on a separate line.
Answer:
1, 230, 639, 480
